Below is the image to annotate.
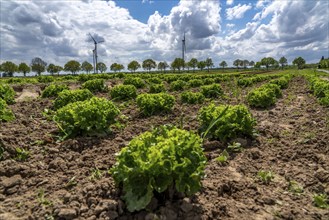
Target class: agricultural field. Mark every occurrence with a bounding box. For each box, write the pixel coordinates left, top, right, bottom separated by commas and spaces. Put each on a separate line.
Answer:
0, 70, 328, 220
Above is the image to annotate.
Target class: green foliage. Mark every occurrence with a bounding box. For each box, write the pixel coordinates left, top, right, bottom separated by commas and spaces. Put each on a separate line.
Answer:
288, 180, 303, 194
37, 189, 52, 207
202, 78, 215, 85
319, 59, 329, 69
0, 98, 15, 122
188, 79, 203, 87
142, 59, 157, 72
123, 77, 145, 88
97, 62, 108, 73
319, 90, 329, 106
313, 80, 329, 98
127, 60, 141, 73
81, 61, 93, 73
111, 125, 206, 212
41, 84, 69, 98
82, 79, 107, 93
257, 170, 274, 184
171, 58, 185, 72
64, 60, 81, 74
269, 77, 289, 89
31, 57, 47, 76
136, 93, 175, 116
89, 168, 103, 181
0, 84, 15, 104
53, 89, 93, 109
54, 97, 120, 138
181, 91, 205, 104
1, 61, 18, 77
227, 142, 243, 152
170, 80, 187, 91
313, 194, 329, 209
147, 77, 162, 84
47, 64, 62, 76
18, 63, 31, 76
247, 83, 282, 108
37, 76, 54, 83
216, 150, 229, 164
149, 83, 166, 93
262, 83, 282, 98
198, 103, 256, 141
292, 57, 306, 69
110, 84, 137, 100
15, 147, 30, 161
200, 84, 223, 98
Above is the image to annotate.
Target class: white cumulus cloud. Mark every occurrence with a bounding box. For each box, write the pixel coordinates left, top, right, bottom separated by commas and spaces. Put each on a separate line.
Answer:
226, 3, 252, 20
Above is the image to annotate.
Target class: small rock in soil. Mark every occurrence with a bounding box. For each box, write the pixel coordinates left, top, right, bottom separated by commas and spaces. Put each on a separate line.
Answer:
2, 174, 22, 189
263, 197, 276, 205
57, 208, 77, 220
180, 198, 193, 213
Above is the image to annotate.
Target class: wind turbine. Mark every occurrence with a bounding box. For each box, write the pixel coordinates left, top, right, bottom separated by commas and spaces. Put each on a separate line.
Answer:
89, 33, 104, 74
182, 32, 186, 63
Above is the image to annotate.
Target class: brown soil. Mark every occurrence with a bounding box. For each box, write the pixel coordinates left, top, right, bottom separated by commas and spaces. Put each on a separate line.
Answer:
0, 76, 328, 220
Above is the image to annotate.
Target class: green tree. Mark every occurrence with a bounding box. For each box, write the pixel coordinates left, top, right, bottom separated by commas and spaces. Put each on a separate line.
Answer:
254, 61, 262, 69
187, 58, 198, 72
292, 57, 306, 69
279, 57, 288, 70
249, 61, 255, 67
81, 61, 93, 74
171, 58, 185, 73
205, 58, 214, 73
197, 61, 206, 71
260, 57, 277, 70
97, 62, 108, 73
64, 60, 81, 75
233, 59, 242, 69
243, 60, 249, 69
319, 58, 329, 69
31, 57, 47, 76
158, 61, 169, 73
142, 59, 156, 73
1, 61, 18, 77
47, 64, 56, 75
47, 64, 62, 76
18, 62, 30, 77
110, 63, 123, 73
219, 61, 227, 70
127, 60, 141, 73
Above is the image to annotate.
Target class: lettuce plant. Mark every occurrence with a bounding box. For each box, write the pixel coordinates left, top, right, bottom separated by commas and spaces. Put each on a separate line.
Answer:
41, 84, 69, 98
53, 89, 93, 109
110, 84, 137, 100
188, 79, 203, 88
136, 93, 175, 116
246, 83, 281, 108
82, 79, 107, 93
198, 103, 256, 141
0, 98, 15, 122
123, 77, 145, 88
54, 97, 120, 138
0, 84, 15, 104
200, 84, 223, 98
170, 80, 187, 91
149, 83, 166, 93
181, 91, 205, 104
111, 125, 206, 212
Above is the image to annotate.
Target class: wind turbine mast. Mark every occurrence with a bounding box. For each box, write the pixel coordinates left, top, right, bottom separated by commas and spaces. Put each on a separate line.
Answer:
89, 33, 104, 74
182, 32, 186, 62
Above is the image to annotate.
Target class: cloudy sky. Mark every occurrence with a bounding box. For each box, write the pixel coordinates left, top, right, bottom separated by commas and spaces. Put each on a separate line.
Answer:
0, 0, 328, 69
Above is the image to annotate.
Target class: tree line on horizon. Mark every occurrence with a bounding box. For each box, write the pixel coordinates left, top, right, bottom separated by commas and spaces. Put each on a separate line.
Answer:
0, 55, 325, 77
